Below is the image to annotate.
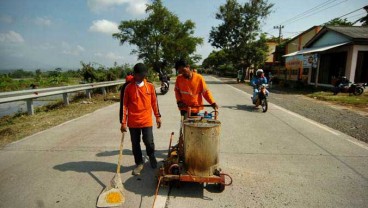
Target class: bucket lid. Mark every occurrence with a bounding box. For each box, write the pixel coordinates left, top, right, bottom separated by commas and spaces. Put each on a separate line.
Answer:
184, 119, 221, 127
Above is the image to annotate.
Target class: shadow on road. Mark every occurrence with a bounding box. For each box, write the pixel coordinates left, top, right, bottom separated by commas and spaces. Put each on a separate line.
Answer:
53, 161, 135, 174
167, 182, 211, 200
96, 149, 168, 160
122, 162, 158, 197
205, 80, 229, 85
95, 149, 133, 157
222, 104, 258, 112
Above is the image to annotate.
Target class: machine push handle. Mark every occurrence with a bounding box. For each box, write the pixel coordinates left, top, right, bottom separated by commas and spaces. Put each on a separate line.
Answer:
187, 105, 219, 120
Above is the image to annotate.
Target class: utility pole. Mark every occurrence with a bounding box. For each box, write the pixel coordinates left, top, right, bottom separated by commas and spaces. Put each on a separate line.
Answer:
273, 25, 284, 44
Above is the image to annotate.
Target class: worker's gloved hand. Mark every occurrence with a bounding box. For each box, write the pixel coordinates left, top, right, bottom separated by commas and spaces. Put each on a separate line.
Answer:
120, 124, 127, 133
177, 101, 186, 108
156, 117, 162, 129
211, 102, 219, 110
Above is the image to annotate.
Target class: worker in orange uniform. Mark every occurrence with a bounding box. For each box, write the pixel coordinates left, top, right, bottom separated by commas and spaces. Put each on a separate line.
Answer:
174, 59, 218, 117
121, 63, 162, 176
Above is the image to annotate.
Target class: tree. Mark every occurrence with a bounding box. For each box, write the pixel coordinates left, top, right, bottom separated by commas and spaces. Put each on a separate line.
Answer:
113, 0, 203, 74
209, 0, 273, 80
202, 50, 230, 70
35, 69, 42, 82
80, 62, 96, 83
323, 18, 353, 26
8, 69, 34, 78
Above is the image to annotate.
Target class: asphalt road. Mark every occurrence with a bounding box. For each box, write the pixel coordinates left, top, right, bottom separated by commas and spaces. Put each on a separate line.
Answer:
0, 76, 367, 208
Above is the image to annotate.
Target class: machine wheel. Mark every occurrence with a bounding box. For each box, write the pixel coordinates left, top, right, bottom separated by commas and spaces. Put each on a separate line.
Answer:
354, 87, 364, 96
216, 183, 225, 192
261, 98, 268, 113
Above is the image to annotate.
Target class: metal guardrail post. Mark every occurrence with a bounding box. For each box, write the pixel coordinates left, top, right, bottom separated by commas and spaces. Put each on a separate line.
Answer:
86, 89, 91, 99
63, 93, 69, 105
101, 87, 107, 97
26, 99, 34, 115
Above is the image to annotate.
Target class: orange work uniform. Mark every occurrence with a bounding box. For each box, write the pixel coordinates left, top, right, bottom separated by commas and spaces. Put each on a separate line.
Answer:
122, 80, 161, 128
175, 73, 215, 113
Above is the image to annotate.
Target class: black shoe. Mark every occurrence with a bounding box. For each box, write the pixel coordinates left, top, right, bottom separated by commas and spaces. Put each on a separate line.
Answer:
149, 156, 157, 169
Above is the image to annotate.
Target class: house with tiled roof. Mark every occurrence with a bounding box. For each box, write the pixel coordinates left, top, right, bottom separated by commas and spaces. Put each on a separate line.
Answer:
284, 26, 368, 86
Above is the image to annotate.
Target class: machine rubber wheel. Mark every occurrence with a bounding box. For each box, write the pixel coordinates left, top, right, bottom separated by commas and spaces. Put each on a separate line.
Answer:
216, 183, 225, 192
261, 99, 268, 113
354, 87, 364, 96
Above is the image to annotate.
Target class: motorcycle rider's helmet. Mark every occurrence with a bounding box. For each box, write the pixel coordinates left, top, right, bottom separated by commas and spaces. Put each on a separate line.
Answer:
256, 69, 264, 76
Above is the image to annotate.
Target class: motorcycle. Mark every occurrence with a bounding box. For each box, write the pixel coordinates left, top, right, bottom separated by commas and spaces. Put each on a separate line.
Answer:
254, 84, 268, 113
159, 73, 170, 95
333, 82, 366, 96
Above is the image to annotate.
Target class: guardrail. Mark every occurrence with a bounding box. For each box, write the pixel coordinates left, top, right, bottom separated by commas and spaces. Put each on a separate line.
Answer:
0, 80, 125, 115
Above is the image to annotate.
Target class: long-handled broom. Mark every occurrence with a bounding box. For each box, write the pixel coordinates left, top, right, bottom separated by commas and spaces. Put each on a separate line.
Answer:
97, 132, 126, 207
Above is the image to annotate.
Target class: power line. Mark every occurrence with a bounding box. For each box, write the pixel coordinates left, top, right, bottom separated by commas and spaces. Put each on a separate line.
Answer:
335, 6, 365, 19
345, 12, 366, 20
286, 0, 348, 25
278, 0, 338, 25
323, 5, 366, 25
265, 0, 340, 33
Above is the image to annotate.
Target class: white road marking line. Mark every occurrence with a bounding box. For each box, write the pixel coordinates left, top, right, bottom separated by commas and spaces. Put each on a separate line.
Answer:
209, 76, 368, 151
344, 138, 368, 151
153, 187, 169, 208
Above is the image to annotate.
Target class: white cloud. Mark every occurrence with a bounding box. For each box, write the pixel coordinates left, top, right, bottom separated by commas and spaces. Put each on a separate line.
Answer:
0, 15, 14, 24
77, 45, 85, 52
94, 52, 103, 57
0, 31, 24, 43
34, 17, 52, 26
87, 0, 148, 15
62, 42, 85, 56
36, 42, 55, 50
89, 19, 119, 34
106, 52, 124, 60
126, 0, 147, 15
94, 52, 124, 60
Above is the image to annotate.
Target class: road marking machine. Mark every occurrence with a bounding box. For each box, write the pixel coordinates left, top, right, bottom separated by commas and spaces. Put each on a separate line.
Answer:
153, 105, 232, 206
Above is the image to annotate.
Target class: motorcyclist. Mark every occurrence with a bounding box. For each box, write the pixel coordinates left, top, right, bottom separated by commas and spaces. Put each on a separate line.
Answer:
333, 76, 351, 95
251, 69, 268, 104
337, 76, 350, 88
159, 70, 170, 88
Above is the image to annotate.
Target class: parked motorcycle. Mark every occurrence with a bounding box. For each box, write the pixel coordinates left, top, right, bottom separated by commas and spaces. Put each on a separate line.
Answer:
333, 77, 366, 95
254, 84, 268, 113
159, 72, 170, 95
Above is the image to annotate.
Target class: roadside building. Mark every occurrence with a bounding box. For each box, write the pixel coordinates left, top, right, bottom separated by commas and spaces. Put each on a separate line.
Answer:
284, 26, 368, 87
282, 26, 321, 82
266, 40, 278, 63
260, 40, 279, 80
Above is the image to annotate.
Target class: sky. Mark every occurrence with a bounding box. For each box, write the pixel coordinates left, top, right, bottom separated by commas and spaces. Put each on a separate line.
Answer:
0, 0, 367, 70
